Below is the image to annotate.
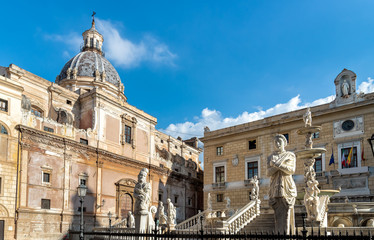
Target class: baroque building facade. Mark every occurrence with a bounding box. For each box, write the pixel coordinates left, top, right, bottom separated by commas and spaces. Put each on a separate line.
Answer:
0, 19, 203, 240
201, 69, 374, 228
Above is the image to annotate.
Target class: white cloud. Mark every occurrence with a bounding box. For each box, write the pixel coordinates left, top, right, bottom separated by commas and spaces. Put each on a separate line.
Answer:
161, 94, 334, 140
44, 18, 177, 67
358, 77, 374, 94
96, 19, 177, 68
44, 33, 81, 57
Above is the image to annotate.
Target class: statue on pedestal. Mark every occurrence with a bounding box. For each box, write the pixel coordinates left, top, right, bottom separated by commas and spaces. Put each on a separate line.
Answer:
167, 198, 176, 230
128, 211, 135, 228
158, 201, 167, 225
207, 193, 212, 211
303, 107, 312, 127
267, 134, 297, 234
134, 168, 151, 232
341, 80, 350, 97
250, 175, 260, 200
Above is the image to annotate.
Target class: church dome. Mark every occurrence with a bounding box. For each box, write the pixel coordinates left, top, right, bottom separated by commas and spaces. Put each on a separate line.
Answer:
56, 16, 122, 88
57, 51, 121, 87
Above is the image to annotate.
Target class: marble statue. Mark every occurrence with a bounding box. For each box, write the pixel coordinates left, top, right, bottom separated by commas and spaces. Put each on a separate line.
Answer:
134, 168, 151, 232
341, 80, 350, 97
167, 198, 176, 225
128, 211, 135, 228
122, 218, 128, 228
224, 196, 231, 209
267, 134, 297, 234
158, 201, 167, 225
204, 126, 210, 132
250, 175, 259, 200
367, 219, 374, 227
303, 107, 312, 127
134, 168, 151, 214
207, 193, 212, 210
304, 179, 320, 219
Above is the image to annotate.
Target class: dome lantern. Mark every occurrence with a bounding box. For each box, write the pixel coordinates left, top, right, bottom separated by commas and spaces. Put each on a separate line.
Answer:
82, 12, 104, 55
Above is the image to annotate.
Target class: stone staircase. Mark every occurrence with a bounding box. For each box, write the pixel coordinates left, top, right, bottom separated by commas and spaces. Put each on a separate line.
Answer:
242, 211, 306, 233
242, 213, 275, 233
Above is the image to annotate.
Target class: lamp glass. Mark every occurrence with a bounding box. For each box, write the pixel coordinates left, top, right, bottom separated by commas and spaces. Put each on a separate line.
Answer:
108, 211, 112, 218
77, 184, 87, 198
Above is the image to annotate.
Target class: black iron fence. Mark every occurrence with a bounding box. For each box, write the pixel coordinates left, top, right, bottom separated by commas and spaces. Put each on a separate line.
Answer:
68, 227, 373, 240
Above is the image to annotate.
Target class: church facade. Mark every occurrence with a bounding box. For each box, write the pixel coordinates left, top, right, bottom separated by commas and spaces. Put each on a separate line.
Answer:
201, 69, 374, 228
0, 19, 203, 239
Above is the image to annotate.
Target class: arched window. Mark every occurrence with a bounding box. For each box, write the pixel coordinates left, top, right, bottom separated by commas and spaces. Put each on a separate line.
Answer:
0, 123, 8, 161
31, 106, 43, 118
0, 124, 7, 135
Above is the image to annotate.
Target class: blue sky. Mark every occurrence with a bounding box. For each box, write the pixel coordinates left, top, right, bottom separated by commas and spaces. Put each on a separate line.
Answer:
1, 1, 374, 139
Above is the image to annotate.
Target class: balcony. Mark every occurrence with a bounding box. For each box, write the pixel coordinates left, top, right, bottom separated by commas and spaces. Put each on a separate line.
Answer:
212, 182, 227, 189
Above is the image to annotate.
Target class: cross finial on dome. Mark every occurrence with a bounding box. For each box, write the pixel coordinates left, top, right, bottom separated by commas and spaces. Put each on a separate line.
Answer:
91, 11, 96, 29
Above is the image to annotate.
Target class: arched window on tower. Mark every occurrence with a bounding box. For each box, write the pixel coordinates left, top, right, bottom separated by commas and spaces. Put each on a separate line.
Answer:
90, 38, 94, 48
0, 123, 8, 161
96, 40, 99, 49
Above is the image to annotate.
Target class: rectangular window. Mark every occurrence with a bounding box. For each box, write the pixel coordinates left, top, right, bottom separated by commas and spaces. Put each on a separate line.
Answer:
0, 99, 8, 112
43, 126, 54, 133
249, 140, 256, 150
80, 138, 88, 145
247, 161, 258, 179
43, 172, 50, 183
314, 156, 322, 173
41, 199, 51, 209
312, 132, 320, 139
217, 146, 223, 156
66, 100, 72, 105
90, 38, 94, 48
187, 197, 192, 206
0, 177, 2, 195
341, 146, 358, 168
215, 166, 225, 183
125, 125, 132, 144
174, 195, 178, 204
217, 194, 223, 202
158, 193, 162, 201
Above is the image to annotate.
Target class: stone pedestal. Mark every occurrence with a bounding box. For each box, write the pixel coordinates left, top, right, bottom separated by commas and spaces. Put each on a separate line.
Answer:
135, 212, 148, 233
168, 223, 176, 231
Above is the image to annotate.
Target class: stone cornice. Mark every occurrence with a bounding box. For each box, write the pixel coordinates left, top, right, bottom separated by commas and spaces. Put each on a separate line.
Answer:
15, 124, 168, 176
0, 75, 24, 92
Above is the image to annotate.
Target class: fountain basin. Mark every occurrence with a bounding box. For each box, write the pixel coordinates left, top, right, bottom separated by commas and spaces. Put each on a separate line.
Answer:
296, 126, 321, 135
296, 189, 340, 201
296, 148, 326, 159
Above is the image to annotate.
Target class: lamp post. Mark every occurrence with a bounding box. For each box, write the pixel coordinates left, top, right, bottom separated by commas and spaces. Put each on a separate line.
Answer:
77, 184, 87, 240
108, 211, 112, 230
368, 134, 374, 157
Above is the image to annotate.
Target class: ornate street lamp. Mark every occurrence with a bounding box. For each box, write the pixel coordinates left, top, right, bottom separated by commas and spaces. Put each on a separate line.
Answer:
368, 134, 374, 157
77, 184, 87, 240
108, 211, 112, 231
